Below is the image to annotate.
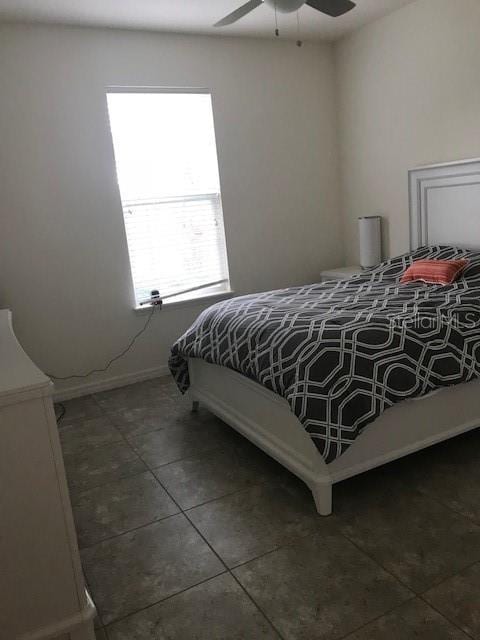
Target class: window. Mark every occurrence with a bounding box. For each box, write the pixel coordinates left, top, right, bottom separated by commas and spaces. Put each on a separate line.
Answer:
106, 89, 230, 307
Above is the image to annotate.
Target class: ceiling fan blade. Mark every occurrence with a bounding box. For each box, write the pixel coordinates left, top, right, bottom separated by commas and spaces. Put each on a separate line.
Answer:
214, 0, 264, 27
305, 0, 356, 17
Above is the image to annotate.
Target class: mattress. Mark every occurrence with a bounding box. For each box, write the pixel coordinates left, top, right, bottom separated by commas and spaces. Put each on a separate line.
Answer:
169, 246, 480, 462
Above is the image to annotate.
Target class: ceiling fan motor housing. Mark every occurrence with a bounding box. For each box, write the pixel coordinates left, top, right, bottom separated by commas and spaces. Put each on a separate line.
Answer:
263, 0, 305, 13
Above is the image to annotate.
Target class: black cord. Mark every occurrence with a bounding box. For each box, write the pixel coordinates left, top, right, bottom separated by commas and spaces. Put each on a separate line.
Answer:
55, 402, 66, 423
46, 305, 156, 381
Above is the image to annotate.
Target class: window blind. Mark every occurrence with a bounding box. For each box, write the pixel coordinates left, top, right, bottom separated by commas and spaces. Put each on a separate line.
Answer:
106, 90, 230, 306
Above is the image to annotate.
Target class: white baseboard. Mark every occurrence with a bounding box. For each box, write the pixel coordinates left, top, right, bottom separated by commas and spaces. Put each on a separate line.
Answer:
18, 590, 95, 640
53, 364, 171, 402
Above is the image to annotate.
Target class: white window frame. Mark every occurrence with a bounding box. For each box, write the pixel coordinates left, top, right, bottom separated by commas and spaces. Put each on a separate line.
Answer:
106, 86, 233, 311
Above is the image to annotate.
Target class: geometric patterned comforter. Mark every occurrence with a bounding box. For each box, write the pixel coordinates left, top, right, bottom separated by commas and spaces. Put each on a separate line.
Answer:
169, 246, 480, 463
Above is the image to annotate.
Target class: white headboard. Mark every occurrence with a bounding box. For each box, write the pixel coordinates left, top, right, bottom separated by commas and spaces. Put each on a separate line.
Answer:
409, 158, 480, 251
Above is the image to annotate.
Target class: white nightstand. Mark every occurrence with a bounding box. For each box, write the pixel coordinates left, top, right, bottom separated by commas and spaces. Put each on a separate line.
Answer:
320, 266, 362, 282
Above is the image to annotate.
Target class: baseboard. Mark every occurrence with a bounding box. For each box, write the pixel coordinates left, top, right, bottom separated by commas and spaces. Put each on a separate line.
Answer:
53, 364, 171, 402
17, 590, 95, 640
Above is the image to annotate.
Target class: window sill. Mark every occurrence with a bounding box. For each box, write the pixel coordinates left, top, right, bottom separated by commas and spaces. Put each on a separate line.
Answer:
134, 289, 235, 314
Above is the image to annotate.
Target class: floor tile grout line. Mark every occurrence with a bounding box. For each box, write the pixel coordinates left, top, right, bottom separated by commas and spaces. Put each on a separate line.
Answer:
132, 444, 229, 472
142, 436, 265, 470
179, 504, 288, 640
334, 527, 417, 595
86, 393, 419, 636
61, 436, 126, 457
62, 392, 271, 505
67, 447, 230, 500
225, 524, 337, 572
82, 481, 479, 640
61, 392, 262, 632
77, 510, 183, 552
73, 407, 199, 554
141, 452, 229, 566
228, 570, 286, 640
227, 526, 425, 640
128, 413, 288, 516
62, 397, 155, 496
69, 468, 158, 505
415, 592, 477, 640
416, 485, 480, 530
68, 467, 149, 499
100, 569, 228, 629
71, 456, 273, 518
68, 425, 480, 561
93, 396, 245, 471
417, 556, 480, 597
312, 526, 478, 640
141, 442, 288, 640
336, 497, 480, 604
221, 509, 367, 572
66, 393, 478, 639
170, 477, 278, 513
67, 397, 324, 552
66, 396, 279, 553
148, 443, 334, 572
331, 594, 418, 640
334, 518, 480, 637
64, 393, 216, 630
77, 459, 312, 574
62, 397, 480, 534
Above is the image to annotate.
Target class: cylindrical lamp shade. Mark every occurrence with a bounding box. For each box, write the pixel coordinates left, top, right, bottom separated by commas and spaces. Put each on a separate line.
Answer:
358, 216, 382, 269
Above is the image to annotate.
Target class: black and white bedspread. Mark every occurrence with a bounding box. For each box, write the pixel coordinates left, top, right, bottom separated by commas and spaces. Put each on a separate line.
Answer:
169, 246, 480, 462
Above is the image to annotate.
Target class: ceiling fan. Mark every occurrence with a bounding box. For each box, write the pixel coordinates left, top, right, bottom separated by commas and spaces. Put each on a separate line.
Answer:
214, 0, 356, 27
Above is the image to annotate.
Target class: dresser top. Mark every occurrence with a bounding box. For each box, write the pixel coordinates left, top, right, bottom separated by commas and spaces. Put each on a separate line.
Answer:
0, 309, 51, 405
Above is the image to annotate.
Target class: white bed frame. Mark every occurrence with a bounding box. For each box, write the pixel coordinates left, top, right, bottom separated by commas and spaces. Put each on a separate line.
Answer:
189, 158, 480, 515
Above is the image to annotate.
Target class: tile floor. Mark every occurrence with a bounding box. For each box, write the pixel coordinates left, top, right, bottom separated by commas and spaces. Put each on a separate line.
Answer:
58, 377, 480, 640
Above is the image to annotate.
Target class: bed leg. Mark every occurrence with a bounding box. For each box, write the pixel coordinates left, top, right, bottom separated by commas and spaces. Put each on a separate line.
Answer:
191, 400, 199, 413
312, 482, 332, 516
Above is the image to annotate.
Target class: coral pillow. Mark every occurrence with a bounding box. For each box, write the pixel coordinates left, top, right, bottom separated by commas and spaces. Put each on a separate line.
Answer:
400, 259, 469, 285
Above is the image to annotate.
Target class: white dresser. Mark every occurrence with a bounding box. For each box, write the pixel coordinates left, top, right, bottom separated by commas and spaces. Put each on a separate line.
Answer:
0, 310, 95, 640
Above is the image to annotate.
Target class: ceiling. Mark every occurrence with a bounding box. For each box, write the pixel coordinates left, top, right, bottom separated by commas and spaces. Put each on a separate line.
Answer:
0, 0, 416, 41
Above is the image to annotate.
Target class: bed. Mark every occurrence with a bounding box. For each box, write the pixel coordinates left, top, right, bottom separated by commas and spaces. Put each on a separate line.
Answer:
169, 158, 480, 515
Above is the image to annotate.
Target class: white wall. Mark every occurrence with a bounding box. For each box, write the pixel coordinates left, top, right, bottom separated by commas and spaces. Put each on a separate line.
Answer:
335, 0, 480, 263
0, 24, 340, 397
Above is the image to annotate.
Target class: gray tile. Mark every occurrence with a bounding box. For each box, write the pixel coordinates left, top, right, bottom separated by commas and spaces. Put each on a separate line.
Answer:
64, 441, 146, 493
93, 381, 171, 412
107, 401, 193, 439
409, 430, 480, 524
54, 629, 106, 640
335, 471, 480, 593
147, 376, 192, 405
57, 395, 103, 425
128, 416, 241, 468
343, 599, 468, 640
154, 446, 286, 510
107, 573, 279, 640
424, 562, 480, 639
187, 479, 333, 567
59, 416, 124, 456
81, 514, 224, 625
233, 532, 411, 640
148, 376, 180, 393
71, 471, 179, 547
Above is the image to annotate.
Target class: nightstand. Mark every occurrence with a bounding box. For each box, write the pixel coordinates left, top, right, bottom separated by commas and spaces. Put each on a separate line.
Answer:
320, 266, 362, 282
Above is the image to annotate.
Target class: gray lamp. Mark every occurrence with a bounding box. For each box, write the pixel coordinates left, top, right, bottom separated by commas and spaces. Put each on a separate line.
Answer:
359, 216, 382, 269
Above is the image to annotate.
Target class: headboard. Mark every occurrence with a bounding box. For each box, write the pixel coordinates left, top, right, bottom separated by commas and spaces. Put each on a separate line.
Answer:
409, 158, 480, 250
